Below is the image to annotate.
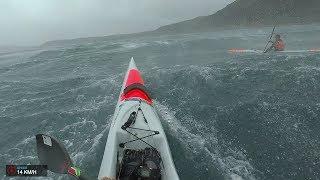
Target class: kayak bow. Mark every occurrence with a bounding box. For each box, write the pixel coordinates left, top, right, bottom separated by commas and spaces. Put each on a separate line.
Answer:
119, 59, 152, 105
98, 58, 179, 180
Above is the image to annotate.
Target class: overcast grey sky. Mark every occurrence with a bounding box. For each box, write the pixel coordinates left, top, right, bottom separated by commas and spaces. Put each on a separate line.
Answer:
0, 0, 234, 46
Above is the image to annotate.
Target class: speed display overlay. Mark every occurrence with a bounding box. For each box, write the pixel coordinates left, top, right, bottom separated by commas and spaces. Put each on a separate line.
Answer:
6, 165, 47, 176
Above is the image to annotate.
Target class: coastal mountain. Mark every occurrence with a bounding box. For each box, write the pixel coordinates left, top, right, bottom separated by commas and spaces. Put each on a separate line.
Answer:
155, 0, 320, 33
42, 0, 320, 46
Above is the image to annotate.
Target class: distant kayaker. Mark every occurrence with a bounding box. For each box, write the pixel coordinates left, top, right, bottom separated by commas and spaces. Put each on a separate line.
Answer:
264, 34, 285, 53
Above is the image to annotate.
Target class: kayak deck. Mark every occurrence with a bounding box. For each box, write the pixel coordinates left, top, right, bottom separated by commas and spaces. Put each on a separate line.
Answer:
98, 58, 179, 180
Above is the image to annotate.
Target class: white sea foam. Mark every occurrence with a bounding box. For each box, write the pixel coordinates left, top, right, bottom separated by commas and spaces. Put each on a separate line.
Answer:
188, 65, 221, 81
155, 40, 170, 45
154, 101, 256, 179
16, 136, 35, 147
88, 124, 109, 153
72, 151, 86, 164
121, 42, 148, 49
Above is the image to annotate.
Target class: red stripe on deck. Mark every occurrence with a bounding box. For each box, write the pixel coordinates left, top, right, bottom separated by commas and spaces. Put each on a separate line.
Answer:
125, 69, 144, 88
121, 69, 152, 104
121, 89, 152, 104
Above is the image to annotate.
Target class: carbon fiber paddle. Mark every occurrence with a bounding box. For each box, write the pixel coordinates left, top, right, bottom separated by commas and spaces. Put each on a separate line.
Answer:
35, 134, 91, 180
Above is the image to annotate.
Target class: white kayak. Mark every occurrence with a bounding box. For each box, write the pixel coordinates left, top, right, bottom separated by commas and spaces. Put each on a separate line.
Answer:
228, 48, 320, 54
98, 58, 179, 180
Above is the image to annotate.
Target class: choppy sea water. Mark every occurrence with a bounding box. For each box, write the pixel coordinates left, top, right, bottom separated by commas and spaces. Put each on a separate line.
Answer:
1, 24, 320, 180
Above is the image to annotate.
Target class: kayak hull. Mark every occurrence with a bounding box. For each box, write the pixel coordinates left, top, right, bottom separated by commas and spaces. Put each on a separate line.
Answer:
98, 58, 179, 180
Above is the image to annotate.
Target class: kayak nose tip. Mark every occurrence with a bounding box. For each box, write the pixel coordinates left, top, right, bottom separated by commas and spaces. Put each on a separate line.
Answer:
129, 57, 137, 70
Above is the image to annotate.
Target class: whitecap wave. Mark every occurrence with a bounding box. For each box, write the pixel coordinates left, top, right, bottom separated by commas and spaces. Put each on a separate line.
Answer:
154, 101, 257, 179
121, 42, 148, 49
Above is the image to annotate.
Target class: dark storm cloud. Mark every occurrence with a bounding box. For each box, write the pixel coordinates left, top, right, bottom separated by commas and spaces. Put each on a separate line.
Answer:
0, 0, 234, 46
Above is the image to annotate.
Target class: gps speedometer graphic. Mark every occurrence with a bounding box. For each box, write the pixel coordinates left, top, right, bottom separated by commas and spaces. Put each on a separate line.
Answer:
6, 165, 17, 176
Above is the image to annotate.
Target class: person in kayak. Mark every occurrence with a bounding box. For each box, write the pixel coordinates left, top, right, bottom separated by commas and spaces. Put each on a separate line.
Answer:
264, 34, 285, 53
